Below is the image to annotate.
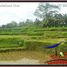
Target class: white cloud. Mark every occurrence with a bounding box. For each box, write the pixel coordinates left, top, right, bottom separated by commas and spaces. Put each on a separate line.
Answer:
0, 2, 39, 26
0, 2, 67, 26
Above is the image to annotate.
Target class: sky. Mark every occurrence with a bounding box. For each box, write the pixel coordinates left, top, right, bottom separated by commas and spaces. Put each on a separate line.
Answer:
0, 2, 67, 26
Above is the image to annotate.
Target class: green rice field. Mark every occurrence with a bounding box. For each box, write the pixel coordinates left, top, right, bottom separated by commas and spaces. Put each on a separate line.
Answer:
0, 27, 66, 64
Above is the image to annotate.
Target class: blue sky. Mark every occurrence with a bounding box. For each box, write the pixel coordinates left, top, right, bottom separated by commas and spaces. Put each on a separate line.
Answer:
0, 2, 67, 26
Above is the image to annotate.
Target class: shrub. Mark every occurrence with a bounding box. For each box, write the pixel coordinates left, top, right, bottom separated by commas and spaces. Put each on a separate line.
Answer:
24, 40, 51, 51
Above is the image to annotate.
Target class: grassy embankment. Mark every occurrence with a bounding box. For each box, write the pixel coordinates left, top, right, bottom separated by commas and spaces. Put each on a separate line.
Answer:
0, 27, 66, 53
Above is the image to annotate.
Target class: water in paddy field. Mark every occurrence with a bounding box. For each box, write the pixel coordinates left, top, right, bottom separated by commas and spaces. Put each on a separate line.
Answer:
0, 50, 50, 65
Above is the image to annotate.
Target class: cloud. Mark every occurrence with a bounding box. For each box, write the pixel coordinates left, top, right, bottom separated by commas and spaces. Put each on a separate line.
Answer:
0, 2, 67, 26
0, 2, 39, 26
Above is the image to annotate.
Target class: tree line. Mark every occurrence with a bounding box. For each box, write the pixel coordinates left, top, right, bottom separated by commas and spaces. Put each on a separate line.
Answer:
1, 3, 67, 28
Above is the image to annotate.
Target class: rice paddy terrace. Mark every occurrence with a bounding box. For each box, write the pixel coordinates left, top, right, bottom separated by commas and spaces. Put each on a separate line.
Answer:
0, 27, 67, 64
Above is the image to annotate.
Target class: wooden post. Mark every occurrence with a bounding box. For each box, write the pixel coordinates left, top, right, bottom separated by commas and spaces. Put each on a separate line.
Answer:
55, 47, 57, 56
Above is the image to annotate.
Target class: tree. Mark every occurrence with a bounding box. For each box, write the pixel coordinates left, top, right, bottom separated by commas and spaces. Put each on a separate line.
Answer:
1, 25, 6, 28
34, 3, 60, 27
19, 21, 25, 27
6, 21, 17, 28
34, 18, 41, 27
24, 19, 34, 27
54, 14, 64, 27
63, 14, 67, 27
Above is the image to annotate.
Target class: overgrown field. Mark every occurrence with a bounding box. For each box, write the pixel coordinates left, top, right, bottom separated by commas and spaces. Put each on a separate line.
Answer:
0, 27, 66, 54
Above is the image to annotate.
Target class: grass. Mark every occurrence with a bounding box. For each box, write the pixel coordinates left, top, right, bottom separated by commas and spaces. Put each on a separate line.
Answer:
0, 27, 66, 57
0, 27, 66, 64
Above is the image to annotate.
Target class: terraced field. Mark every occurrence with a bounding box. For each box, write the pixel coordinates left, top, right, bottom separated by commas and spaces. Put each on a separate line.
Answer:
0, 27, 66, 64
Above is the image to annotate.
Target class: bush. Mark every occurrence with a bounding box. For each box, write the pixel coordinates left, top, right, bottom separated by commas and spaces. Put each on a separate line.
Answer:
24, 40, 51, 51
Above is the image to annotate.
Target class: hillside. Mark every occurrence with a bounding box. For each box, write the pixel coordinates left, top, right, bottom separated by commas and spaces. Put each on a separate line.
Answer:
0, 26, 66, 53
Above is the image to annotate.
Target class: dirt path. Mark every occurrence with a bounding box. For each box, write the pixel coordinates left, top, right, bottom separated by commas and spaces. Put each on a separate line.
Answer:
0, 50, 50, 65
0, 58, 43, 65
